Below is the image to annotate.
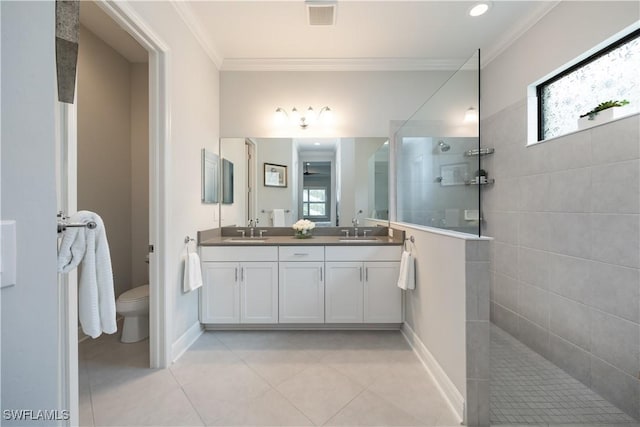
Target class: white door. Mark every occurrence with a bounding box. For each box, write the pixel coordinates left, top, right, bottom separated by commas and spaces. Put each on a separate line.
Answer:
279, 262, 324, 323
363, 261, 402, 323
201, 262, 240, 323
325, 262, 363, 323
241, 262, 278, 323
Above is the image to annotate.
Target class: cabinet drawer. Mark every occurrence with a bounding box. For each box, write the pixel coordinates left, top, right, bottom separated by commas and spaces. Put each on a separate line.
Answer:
325, 245, 401, 262
279, 246, 325, 262
200, 246, 278, 262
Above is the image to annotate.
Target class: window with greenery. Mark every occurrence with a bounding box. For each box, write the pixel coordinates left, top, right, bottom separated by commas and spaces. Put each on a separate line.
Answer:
537, 28, 640, 141
302, 187, 327, 218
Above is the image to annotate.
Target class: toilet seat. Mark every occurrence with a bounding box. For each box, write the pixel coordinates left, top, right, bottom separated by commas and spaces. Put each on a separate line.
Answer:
118, 284, 149, 303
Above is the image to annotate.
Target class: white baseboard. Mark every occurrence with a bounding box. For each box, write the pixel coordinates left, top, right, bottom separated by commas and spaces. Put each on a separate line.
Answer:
171, 321, 203, 363
401, 322, 464, 422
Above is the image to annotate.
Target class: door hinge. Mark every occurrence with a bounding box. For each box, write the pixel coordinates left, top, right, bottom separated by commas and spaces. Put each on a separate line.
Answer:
148, 244, 154, 253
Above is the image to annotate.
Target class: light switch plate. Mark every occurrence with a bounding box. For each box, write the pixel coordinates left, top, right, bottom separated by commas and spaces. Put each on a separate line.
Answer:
1, 220, 17, 288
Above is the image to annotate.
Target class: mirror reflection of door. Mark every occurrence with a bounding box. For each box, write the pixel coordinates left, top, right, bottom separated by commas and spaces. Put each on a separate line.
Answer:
301, 161, 332, 224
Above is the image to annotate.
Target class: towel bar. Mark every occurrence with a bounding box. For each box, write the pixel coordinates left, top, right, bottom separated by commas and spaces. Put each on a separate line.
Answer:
261, 209, 291, 213
57, 221, 97, 233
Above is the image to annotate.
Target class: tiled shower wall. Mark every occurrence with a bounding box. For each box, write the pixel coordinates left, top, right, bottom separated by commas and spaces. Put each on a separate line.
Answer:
481, 101, 640, 419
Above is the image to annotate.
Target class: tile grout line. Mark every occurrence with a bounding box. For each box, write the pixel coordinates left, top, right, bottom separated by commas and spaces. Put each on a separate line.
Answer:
167, 366, 208, 427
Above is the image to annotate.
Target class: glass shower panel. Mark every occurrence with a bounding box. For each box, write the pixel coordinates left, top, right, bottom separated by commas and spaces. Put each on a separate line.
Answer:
394, 51, 480, 236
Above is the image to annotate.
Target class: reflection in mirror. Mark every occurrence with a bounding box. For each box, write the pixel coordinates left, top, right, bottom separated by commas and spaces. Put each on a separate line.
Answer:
222, 158, 234, 204
219, 137, 389, 228
201, 148, 219, 204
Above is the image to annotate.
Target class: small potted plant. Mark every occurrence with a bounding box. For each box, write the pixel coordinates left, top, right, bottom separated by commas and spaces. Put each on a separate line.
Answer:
292, 219, 315, 239
578, 99, 630, 129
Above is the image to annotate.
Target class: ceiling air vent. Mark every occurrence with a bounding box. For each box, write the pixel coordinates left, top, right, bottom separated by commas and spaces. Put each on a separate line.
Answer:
306, 1, 337, 26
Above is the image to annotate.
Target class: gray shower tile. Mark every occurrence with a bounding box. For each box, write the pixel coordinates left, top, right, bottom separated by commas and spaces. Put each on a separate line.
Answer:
548, 213, 591, 259
493, 144, 522, 180
491, 302, 520, 338
494, 272, 518, 311
549, 295, 590, 350
494, 177, 521, 212
519, 212, 549, 251
466, 240, 491, 262
495, 242, 518, 279
520, 142, 551, 176
547, 167, 591, 213
547, 253, 590, 304
483, 211, 518, 245
592, 160, 640, 214
591, 213, 640, 268
518, 316, 550, 357
518, 281, 549, 328
591, 114, 640, 165
466, 321, 490, 380
548, 333, 592, 386
466, 261, 491, 321
547, 131, 592, 172
590, 356, 640, 420
518, 247, 549, 289
588, 261, 640, 323
519, 174, 549, 212
589, 309, 640, 377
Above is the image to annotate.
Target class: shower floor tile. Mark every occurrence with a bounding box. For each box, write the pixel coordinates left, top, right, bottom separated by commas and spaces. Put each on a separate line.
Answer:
490, 324, 638, 426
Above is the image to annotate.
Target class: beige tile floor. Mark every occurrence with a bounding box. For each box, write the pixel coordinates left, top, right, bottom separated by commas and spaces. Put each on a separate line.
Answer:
79, 329, 461, 427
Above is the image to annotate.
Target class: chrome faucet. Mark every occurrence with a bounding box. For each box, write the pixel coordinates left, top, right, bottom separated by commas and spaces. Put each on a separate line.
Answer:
352, 217, 359, 238
248, 218, 259, 238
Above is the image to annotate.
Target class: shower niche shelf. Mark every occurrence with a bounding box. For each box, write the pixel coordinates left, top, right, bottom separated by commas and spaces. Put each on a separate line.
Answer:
464, 147, 494, 157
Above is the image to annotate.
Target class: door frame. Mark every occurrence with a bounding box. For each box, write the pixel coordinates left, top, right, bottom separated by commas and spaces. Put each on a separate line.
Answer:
58, 1, 171, 424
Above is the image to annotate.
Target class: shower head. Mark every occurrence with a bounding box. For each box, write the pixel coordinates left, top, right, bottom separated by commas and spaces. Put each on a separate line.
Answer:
438, 140, 450, 152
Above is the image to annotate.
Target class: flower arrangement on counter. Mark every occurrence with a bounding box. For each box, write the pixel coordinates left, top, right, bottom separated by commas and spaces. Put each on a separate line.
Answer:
292, 219, 316, 239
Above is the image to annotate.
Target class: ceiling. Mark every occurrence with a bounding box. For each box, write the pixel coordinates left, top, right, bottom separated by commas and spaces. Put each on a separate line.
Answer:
78, 1, 558, 70
182, 0, 558, 70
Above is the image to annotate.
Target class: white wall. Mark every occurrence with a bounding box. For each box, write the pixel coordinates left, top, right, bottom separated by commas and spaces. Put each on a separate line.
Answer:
1, 0, 61, 419
220, 71, 457, 138
482, 1, 639, 117
126, 1, 220, 348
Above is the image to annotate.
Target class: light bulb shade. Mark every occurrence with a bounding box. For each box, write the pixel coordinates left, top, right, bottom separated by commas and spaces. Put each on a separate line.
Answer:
464, 107, 478, 123
469, 2, 490, 16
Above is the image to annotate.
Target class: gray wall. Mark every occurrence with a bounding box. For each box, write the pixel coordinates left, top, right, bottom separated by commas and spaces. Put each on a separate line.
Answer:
1, 1, 62, 422
483, 108, 640, 418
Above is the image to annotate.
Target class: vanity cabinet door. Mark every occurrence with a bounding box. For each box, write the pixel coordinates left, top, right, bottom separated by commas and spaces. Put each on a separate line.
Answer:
240, 262, 278, 324
279, 262, 324, 323
325, 262, 363, 323
363, 261, 402, 323
200, 262, 240, 323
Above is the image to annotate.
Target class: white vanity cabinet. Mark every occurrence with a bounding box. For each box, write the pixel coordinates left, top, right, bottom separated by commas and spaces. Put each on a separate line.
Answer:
325, 246, 402, 323
278, 246, 325, 323
200, 247, 278, 324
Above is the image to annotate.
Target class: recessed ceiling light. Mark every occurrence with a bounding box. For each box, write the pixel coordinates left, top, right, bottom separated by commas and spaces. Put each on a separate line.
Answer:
314, 142, 321, 146
469, 2, 491, 17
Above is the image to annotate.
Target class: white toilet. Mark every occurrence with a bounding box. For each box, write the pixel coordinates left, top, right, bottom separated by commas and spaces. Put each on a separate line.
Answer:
116, 284, 149, 343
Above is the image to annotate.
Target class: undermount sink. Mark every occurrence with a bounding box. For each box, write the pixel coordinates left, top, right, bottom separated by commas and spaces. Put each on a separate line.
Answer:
224, 238, 267, 243
338, 238, 380, 243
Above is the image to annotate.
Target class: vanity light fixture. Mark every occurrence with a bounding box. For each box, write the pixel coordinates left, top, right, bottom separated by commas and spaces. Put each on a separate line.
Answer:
274, 106, 332, 129
468, 2, 491, 17
464, 106, 479, 123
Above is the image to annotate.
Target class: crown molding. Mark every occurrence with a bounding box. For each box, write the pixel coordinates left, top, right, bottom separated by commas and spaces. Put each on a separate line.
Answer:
481, 1, 560, 67
221, 57, 468, 71
170, 1, 223, 69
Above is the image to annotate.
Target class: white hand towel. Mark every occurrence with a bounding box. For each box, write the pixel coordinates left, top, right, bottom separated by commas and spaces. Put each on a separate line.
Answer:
272, 209, 285, 227
183, 252, 203, 293
58, 211, 117, 338
397, 250, 415, 290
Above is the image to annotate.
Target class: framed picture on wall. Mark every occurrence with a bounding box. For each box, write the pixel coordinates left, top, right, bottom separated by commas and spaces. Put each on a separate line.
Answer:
264, 163, 287, 188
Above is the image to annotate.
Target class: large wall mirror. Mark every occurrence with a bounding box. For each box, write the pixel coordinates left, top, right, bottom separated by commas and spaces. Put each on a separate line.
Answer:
218, 137, 390, 228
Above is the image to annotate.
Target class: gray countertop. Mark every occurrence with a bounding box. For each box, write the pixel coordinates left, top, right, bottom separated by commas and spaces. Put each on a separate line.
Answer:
199, 234, 403, 246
